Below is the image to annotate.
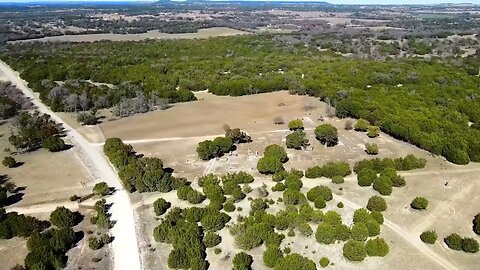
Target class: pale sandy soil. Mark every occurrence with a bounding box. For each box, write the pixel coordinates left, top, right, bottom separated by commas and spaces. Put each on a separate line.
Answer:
8, 27, 249, 44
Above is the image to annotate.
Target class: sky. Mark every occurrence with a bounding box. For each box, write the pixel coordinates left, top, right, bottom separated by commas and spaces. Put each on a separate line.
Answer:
0, 0, 478, 5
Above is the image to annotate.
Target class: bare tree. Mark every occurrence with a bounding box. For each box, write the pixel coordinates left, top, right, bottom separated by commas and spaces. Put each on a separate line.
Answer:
345, 119, 354, 130
273, 116, 285, 125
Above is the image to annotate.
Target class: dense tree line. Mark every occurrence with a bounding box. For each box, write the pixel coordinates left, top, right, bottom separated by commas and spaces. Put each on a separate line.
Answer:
305, 162, 351, 179
3, 34, 479, 164
353, 155, 426, 173
103, 138, 187, 192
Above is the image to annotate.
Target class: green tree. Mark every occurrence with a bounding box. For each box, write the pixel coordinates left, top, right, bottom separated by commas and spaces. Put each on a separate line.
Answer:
307, 186, 332, 202
373, 176, 393, 195
288, 119, 304, 130
167, 249, 190, 269
264, 144, 288, 163
365, 143, 379, 155
365, 237, 389, 257
257, 156, 284, 174
197, 140, 218, 160
420, 230, 437, 244
316, 223, 336, 244
367, 196, 387, 212
461, 238, 479, 253
357, 168, 377, 187
92, 182, 110, 197
42, 136, 66, 152
49, 206, 76, 228
354, 119, 370, 132
343, 240, 367, 261
153, 198, 171, 216
273, 253, 316, 270
314, 124, 338, 147
319, 257, 330, 267
351, 223, 369, 241
2, 156, 17, 168
444, 233, 463, 250
410, 197, 429, 210
286, 130, 309, 150
233, 252, 253, 270
367, 126, 380, 138
263, 245, 283, 268
204, 232, 222, 248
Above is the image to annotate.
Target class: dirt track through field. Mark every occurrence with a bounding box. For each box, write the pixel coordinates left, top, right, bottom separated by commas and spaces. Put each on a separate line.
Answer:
0, 61, 142, 270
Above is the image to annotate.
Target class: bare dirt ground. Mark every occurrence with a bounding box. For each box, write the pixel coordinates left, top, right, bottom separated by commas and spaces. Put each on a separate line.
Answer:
8, 27, 249, 44
106, 91, 479, 270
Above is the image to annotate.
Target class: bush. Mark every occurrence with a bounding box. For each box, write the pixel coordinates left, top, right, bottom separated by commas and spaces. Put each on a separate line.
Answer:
314, 197, 326, 209
223, 202, 235, 212
371, 211, 384, 225
461, 238, 479, 253
351, 223, 369, 241
214, 248, 222, 254
354, 119, 370, 131
273, 253, 316, 270
257, 156, 284, 174
298, 223, 313, 237
264, 144, 288, 163
474, 213, 480, 235
367, 126, 380, 138
367, 196, 387, 212
337, 202, 344, 208
331, 175, 344, 184
49, 206, 76, 228
410, 197, 429, 210
334, 224, 351, 241
353, 208, 371, 224
365, 143, 379, 155
93, 182, 110, 197
373, 176, 393, 195
357, 168, 377, 187
444, 233, 463, 250
2, 156, 17, 168
316, 223, 336, 244
420, 230, 437, 244
153, 198, 171, 216
315, 124, 338, 147
233, 252, 253, 270
364, 220, 381, 237
319, 257, 330, 267
42, 136, 66, 152
366, 237, 389, 257
201, 211, 231, 232
284, 175, 303, 191
286, 130, 309, 150
167, 249, 190, 269
263, 245, 283, 268
307, 186, 332, 202
273, 183, 286, 192
76, 112, 97, 125
204, 232, 222, 248
343, 240, 367, 261
196, 137, 233, 160
288, 119, 304, 130
391, 175, 406, 187
283, 189, 307, 206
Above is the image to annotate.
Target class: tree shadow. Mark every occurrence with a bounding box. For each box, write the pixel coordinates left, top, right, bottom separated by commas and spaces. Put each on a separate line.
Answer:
73, 211, 84, 226
73, 230, 85, 247
4, 192, 24, 206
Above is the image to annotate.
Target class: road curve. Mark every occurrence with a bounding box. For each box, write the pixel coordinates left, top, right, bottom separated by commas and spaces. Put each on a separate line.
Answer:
0, 61, 142, 270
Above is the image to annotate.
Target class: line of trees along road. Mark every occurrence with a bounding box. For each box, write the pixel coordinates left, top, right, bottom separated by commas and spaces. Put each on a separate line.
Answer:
2, 35, 480, 164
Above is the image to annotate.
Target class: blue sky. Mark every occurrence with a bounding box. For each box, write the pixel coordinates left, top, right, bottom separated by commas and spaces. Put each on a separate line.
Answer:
0, 0, 478, 4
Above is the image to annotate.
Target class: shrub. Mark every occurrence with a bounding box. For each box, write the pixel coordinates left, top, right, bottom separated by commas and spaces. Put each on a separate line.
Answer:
444, 233, 463, 250
273, 183, 286, 192
233, 252, 253, 270
153, 198, 171, 216
285, 175, 303, 191
331, 175, 344, 184
391, 175, 406, 187
201, 211, 231, 231
196, 137, 234, 160
286, 130, 309, 150
314, 197, 326, 209
223, 202, 235, 212
324, 211, 342, 226
474, 213, 480, 235
76, 112, 97, 125
366, 237, 389, 257
354, 119, 370, 131
420, 230, 437, 244
298, 223, 313, 237
273, 253, 316, 270
315, 124, 338, 147
167, 249, 190, 269
214, 248, 222, 254
93, 182, 110, 197
357, 168, 377, 187
410, 197, 429, 210
288, 119, 304, 130
337, 202, 344, 208
367, 196, 387, 212
42, 136, 66, 152
264, 144, 288, 163
316, 223, 336, 244
364, 220, 381, 237
307, 186, 332, 202
343, 240, 367, 261
351, 223, 369, 241
334, 224, 351, 241
263, 245, 283, 268
370, 211, 384, 225
367, 126, 380, 138
373, 176, 393, 195
461, 238, 479, 253
204, 232, 222, 248
50, 206, 76, 228
365, 143, 379, 155
319, 257, 330, 267
353, 208, 371, 224
257, 156, 284, 174
2, 156, 17, 168
283, 189, 307, 206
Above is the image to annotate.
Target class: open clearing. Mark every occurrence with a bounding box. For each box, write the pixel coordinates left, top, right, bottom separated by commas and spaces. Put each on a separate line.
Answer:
8, 27, 249, 44
105, 91, 480, 270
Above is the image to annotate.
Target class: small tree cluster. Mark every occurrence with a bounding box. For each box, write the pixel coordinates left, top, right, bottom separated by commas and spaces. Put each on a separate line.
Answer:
0, 209, 45, 239
197, 137, 234, 160
257, 144, 288, 174
91, 199, 112, 229
177, 186, 206, 204
273, 253, 316, 270
444, 233, 479, 253
314, 124, 338, 147
88, 234, 113, 250
305, 162, 351, 179
354, 155, 426, 173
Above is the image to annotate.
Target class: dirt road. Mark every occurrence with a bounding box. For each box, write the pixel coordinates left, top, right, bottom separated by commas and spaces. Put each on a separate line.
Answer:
0, 61, 142, 270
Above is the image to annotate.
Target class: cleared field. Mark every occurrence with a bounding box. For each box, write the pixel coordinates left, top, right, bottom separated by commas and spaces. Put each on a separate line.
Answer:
100, 91, 326, 141
9, 27, 249, 44
121, 91, 479, 270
